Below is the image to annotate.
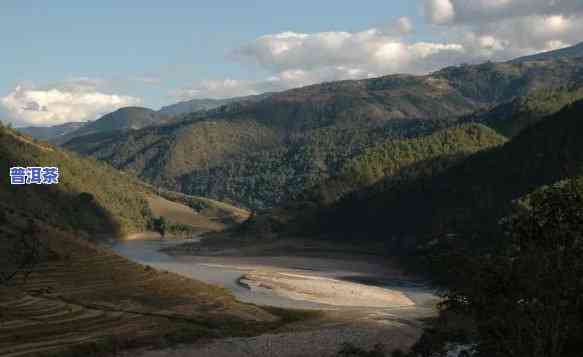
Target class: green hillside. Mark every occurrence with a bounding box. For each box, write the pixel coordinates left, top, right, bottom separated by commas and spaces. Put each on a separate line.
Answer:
1, 123, 249, 238
238, 124, 506, 237
317, 99, 583, 249
64, 57, 583, 209
305, 123, 507, 205
0, 123, 152, 236
464, 83, 583, 137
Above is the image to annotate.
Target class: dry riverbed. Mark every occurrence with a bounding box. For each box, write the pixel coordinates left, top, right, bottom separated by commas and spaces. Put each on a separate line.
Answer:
111, 237, 439, 357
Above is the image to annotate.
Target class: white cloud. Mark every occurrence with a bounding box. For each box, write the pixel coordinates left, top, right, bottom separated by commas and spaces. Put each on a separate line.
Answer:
1, 80, 141, 127
425, 0, 455, 25
174, 17, 469, 99
422, 0, 583, 59
172, 2, 583, 100
424, 0, 583, 25
171, 79, 262, 100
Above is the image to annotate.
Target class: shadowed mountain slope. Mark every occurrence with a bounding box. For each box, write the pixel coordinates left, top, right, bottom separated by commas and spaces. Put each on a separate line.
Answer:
316, 99, 583, 248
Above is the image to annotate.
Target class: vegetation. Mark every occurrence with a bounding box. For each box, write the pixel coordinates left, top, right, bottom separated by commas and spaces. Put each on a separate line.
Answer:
0, 208, 285, 357
464, 83, 583, 137
63, 57, 583, 209
239, 124, 506, 238
418, 177, 583, 357
304, 124, 506, 205
0, 123, 153, 236
313, 99, 583, 251
51, 106, 174, 145
0, 121, 308, 356
151, 216, 167, 237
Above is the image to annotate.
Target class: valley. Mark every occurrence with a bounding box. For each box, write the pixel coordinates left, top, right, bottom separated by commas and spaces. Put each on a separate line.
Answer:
3, 36, 583, 357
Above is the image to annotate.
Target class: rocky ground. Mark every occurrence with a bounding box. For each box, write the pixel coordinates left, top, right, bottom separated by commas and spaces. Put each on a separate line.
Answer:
124, 309, 424, 357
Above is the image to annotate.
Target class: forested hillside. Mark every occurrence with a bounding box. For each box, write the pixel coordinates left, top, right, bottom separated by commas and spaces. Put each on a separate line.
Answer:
464, 82, 583, 137
316, 99, 583, 249
238, 124, 506, 237
64, 57, 583, 209
303, 123, 507, 205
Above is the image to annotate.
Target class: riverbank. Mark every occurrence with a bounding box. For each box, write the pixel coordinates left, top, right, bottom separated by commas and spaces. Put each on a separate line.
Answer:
110, 237, 438, 356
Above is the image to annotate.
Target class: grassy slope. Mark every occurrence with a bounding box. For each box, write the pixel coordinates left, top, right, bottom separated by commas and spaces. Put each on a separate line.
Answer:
1, 124, 249, 238
0, 125, 152, 236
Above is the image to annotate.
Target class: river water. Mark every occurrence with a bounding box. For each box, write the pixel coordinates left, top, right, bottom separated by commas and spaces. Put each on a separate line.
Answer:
109, 238, 438, 314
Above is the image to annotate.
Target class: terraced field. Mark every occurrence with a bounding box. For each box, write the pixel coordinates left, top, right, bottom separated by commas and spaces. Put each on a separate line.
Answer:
0, 208, 281, 357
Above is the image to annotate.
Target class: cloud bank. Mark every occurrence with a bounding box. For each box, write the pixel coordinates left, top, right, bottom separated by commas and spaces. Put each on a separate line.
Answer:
1, 79, 141, 127
178, 1, 582, 99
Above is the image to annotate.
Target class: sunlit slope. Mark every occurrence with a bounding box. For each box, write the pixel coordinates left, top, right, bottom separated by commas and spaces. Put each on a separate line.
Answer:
0, 123, 152, 236
1, 123, 249, 238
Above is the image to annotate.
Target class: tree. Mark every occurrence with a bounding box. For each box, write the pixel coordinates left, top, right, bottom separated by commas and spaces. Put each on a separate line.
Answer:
78, 192, 95, 205
444, 178, 583, 357
152, 217, 167, 238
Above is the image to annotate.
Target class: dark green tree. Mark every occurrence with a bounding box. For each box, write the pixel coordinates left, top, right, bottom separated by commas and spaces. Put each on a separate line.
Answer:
152, 216, 167, 238
444, 177, 583, 357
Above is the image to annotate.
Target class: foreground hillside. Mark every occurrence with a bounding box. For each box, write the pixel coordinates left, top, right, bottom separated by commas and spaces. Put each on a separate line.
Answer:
0, 123, 295, 357
0, 207, 280, 357
0, 124, 152, 236
64, 56, 583, 209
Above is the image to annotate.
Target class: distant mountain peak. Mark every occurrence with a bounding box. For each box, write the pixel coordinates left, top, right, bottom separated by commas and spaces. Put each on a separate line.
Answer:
511, 42, 583, 63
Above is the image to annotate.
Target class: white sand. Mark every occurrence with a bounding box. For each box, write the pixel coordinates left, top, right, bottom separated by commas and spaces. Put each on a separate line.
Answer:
240, 271, 415, 308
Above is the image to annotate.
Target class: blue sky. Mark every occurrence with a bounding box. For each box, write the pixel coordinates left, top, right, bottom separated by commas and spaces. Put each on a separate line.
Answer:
1, 0, 581, 126
1, 1, 422, 107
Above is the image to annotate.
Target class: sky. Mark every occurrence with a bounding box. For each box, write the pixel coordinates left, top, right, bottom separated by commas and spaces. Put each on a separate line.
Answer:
1, 0, 582, 127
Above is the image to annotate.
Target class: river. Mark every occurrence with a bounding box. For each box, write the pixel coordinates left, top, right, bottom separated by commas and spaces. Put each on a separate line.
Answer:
109, 238, 437, 315
110, 238, 439, 356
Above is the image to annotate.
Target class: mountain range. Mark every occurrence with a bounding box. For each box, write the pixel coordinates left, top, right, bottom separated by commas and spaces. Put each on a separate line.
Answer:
61, 50, 583, 209
17, 94, 274, 144
18, 121, 86, 141
13, 42, 583, 214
